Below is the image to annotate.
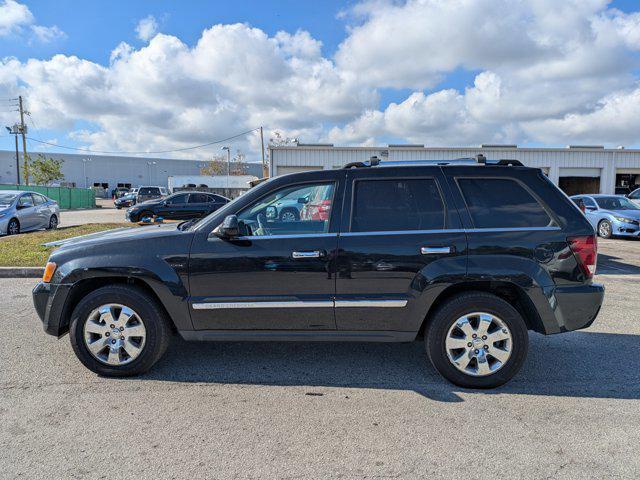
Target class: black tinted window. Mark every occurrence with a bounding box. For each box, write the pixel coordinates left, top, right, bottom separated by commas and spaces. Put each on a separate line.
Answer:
188, 193, 209, 203
139, 187, 160, 195
458, 178, 553, 228
166, 194, 188, 205
352, 179, 445, 232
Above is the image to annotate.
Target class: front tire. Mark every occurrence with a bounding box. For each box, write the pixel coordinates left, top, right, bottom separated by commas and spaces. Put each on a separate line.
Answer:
7, 218, 19, 235
598, 219, 613, 239
47, 214, 58, 230
69, 285, 171, 377
425, 292, 528, 389
138, 210, 154, 222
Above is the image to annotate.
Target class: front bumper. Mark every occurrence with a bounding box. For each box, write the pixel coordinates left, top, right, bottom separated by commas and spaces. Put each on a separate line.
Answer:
0, 216, 8, 235
33, 281, 73, 337
538, 282, 605, 334
611, 219, 640, 237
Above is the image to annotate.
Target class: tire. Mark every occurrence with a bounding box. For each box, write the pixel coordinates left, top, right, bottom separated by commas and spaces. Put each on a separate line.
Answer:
47, 215, 58, 230
598, 219, 613, 239
279, 208, 299, 222
116, 206, 122, 210
7, 218, 19, 235
425, 291, 529, 389
69, 285, 171, 377
139, 210, 154, 222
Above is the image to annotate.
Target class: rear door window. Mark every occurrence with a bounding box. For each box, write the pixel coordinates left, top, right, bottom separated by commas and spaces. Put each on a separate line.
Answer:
457, 178, 554, 228
351, 178, 445, 232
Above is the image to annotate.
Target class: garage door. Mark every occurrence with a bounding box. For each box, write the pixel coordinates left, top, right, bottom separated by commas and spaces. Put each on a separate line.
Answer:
558, 168, 601, 196
277, 166, 323, 176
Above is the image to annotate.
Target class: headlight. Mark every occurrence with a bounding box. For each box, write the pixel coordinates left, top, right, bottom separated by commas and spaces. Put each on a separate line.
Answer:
614, 216, 635, 223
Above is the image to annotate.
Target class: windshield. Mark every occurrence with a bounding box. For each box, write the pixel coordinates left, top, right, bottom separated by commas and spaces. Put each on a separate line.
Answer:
595, 196, 639, 211
0, 193, 18, 206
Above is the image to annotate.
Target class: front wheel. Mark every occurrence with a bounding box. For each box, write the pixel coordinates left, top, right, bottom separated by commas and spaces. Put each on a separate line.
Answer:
69, 285, 171, 377
7, 218, 19, 235
47, 215, 58, 230
598, 219, 612, 239
425, 292, 528, 389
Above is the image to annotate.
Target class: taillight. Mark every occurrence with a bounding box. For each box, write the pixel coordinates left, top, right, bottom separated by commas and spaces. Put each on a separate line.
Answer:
567, 235, 597, 278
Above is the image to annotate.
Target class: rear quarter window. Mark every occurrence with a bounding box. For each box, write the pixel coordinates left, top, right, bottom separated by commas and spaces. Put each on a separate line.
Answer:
457, 178, 555, 229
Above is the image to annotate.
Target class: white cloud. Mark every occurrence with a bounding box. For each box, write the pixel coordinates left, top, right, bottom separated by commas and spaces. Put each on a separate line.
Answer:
135, 15, 159, 42
3, 0, 640, 157
31, 24, 66, 43
0, 0, 32, 36
0, 0, 65, 42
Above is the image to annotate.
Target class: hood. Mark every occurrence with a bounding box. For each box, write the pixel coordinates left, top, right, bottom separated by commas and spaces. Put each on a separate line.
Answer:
46, 223, 182, 250
603, 209, 640, 220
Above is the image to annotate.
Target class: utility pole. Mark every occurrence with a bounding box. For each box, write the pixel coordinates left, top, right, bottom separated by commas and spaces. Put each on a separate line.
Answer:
222, 146, 230, 197
260, 126, 267, 178
18, 96, 29, 185
5, 125, 20, 184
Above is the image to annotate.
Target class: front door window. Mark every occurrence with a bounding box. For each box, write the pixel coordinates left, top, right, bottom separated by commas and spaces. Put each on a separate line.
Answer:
237, 183, 335, 236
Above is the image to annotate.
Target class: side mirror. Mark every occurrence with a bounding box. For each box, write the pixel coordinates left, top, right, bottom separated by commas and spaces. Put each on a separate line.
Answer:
297, 197, 309, 205
265, 206, 277, 220
212, 215, 239, 239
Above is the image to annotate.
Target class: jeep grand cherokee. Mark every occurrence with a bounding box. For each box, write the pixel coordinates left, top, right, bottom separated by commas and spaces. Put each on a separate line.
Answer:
33, 157, 604, 388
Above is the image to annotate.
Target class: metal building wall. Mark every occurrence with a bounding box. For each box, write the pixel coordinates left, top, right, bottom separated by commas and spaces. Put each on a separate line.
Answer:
0, 150, 262, 189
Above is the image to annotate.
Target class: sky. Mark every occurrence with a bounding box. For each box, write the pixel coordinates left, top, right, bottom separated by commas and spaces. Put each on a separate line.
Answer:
1, 0, 640, 162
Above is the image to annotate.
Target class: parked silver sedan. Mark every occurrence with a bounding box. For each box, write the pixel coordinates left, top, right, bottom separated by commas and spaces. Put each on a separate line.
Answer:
0, 190, 60, 235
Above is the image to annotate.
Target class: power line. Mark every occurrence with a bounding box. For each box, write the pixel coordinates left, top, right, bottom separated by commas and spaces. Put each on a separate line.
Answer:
25, 127, 261, 155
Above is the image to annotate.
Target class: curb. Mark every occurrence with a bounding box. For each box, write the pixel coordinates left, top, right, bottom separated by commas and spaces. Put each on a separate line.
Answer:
0, 267, 43, 278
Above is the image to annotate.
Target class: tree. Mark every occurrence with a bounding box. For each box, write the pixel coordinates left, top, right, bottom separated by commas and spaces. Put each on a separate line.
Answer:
200, 155, 226, 176
29, 154, 64, 186
230, 150, 248, 175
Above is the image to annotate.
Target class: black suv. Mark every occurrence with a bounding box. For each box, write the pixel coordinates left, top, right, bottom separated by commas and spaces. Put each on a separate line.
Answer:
126, 191, 229, 222
33, 158, 604, 388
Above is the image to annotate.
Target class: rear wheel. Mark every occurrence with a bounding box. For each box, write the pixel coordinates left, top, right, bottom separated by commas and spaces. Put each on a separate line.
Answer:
7, 218, 19, 235
69, 285, 171, 377
425, 292, 528, 389
598, 219, 612, 239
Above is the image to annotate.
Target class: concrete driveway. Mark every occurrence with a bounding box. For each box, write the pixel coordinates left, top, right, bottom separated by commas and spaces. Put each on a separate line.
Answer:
1, 242, 639, 479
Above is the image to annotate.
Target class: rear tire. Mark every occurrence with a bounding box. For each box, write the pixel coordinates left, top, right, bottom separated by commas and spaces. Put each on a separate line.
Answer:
598, 219, 612, 239
69, 285, 171, 377
425, 292, 528, 389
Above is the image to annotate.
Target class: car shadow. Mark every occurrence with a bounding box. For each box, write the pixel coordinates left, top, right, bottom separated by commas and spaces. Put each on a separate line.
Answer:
597, 253, 640, 275
138, 331, 640, 402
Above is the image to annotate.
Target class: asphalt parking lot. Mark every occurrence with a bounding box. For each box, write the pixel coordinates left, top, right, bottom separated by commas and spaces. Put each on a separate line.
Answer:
1, 239, 639, 479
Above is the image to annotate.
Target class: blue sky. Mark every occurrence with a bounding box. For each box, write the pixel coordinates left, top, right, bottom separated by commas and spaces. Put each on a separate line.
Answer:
1, 0, 640, 160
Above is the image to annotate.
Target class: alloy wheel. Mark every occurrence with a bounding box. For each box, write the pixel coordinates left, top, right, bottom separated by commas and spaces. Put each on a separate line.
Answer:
599, 221, 611, 238
280, 211, 297, 222
49, 216, 58, 229
445, 312, 513, 377
83, 304, 147, 366
8, 220, 19, 235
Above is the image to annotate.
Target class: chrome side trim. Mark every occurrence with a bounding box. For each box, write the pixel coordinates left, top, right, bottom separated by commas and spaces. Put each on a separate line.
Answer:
192, 299, 408, 309
341, 226, 561, 236
236, 233, 338, 240
192, 301, 333, 310
335, 300, 408, 308
341, 229, 465, 237
465, 226, 561, 233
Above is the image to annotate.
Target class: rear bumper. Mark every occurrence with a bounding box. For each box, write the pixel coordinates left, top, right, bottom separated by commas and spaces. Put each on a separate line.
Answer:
538, 283, 605, 334
33, 281, 73, 337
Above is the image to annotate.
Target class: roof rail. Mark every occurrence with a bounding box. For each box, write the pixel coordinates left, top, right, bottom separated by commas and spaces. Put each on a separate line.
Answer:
342, 154, 523, 169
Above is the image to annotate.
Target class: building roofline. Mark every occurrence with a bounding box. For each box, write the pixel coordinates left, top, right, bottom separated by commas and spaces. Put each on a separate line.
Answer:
269, 145, 640, 153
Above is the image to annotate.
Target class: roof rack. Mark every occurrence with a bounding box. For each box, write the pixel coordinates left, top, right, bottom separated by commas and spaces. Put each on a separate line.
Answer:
343, 154, 523, 169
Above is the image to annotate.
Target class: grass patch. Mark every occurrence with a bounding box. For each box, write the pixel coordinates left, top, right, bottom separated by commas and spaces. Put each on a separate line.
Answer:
0, 223, 134, 267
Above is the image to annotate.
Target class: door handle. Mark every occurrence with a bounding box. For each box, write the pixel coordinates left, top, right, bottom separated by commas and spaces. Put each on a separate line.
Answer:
292, 250, 324, 259
421, 246, 452, 255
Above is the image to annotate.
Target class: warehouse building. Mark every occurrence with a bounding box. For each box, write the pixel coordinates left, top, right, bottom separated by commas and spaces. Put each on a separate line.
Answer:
269, 144, 640, 195
0, 150, 262, 191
